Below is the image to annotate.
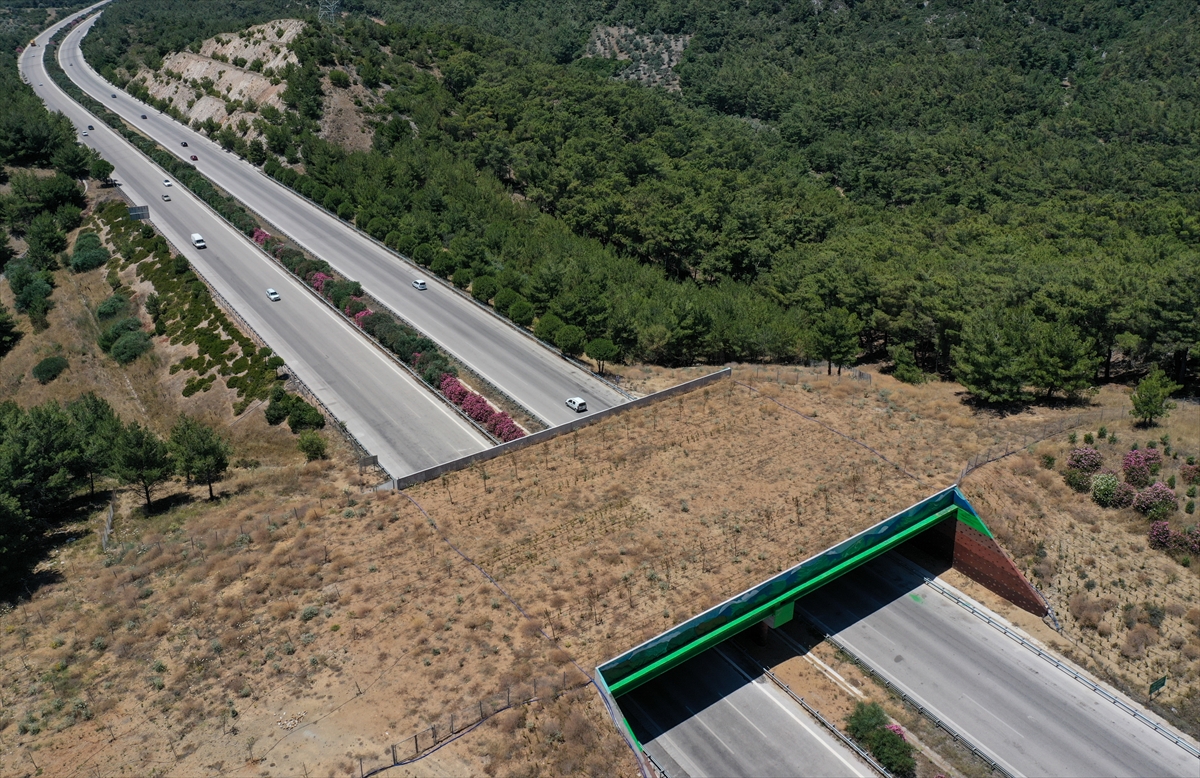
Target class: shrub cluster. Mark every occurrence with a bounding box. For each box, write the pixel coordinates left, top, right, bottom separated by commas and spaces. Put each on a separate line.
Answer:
1111, 481, 1137, 509
1149, 522, 1200, 555
845, 702, 915, 777
1132, 482, 1176, 518
440, 374, 525, 442
1090, 472, 1119, 507
1182, 463, 1200, 486
265, 385, 326, 433
32, 355, 69, 384
1063, 468, 1091, 493
1066, 447, 1103, 473
1123, 448, 1162, 488
70, 232, 110, 272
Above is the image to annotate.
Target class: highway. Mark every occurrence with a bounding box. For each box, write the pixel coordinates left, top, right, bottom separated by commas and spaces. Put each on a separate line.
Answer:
55, 14, 630, 427
793, 552, 1199, 778
621, 647, 872, 778
20, 5, 490, 479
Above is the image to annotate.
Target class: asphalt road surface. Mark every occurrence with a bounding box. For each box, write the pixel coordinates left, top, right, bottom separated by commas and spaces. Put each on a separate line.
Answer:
20, 5, 490, 478
793, 552, 1199, 778
56, 14, 629, 427
622, 647, 872, 778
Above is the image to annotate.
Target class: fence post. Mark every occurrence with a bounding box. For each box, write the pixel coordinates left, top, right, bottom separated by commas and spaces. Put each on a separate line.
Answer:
392, 744, 397, 765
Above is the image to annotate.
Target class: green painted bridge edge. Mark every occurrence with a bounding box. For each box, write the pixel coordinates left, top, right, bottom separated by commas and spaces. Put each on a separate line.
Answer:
599, 485, 988, 697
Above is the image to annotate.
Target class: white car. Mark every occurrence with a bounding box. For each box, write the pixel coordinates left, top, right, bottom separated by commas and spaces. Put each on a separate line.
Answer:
81, 131, 88, 136
162, 179, 172, 187
412, 279, 428, 290
266, 288, 281, 302
161, 194, 171, 202
565, 397, 587, 413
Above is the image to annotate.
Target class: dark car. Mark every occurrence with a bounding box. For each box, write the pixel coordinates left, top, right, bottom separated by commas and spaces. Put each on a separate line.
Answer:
180, 141, 188, 147
110, 93, 116, 98
189, 155, 198, 161
140, 114, 147, 119
86, 124, 93, 130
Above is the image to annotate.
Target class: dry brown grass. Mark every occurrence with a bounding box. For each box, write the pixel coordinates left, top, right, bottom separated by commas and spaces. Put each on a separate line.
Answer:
3, 323, 1197, 776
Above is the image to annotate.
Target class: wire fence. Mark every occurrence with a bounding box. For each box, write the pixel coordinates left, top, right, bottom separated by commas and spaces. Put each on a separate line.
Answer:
358, 674, 591, 777
956, 408, 1124, 484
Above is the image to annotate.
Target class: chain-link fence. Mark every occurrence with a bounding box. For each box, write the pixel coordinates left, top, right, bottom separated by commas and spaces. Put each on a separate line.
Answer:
957, 408, 1124, 484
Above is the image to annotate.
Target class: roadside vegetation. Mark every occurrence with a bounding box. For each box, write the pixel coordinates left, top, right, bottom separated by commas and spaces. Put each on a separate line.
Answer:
81, 0, 1198, 402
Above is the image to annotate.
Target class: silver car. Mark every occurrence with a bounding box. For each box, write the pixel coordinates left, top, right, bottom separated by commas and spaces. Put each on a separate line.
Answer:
266, 288, 281, 302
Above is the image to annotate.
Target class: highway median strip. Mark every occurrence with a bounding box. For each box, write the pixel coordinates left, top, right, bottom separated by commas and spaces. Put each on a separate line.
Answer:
45, 23, 535, 444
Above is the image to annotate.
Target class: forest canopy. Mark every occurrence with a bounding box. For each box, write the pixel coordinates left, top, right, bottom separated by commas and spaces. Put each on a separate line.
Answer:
79, 0, 1198, 394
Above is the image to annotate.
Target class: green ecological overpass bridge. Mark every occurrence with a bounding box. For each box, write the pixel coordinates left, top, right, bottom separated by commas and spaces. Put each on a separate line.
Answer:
597, 485, 1046, 699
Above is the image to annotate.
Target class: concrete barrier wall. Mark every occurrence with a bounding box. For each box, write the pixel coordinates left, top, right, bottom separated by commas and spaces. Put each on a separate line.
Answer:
391, 367, 732, 490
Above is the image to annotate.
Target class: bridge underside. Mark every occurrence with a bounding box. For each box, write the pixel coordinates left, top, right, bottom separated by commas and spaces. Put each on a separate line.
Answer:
597, 486, 1046, 702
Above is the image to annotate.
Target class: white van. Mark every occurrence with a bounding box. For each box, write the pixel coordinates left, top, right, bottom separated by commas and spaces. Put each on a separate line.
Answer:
190, 233, 207, 249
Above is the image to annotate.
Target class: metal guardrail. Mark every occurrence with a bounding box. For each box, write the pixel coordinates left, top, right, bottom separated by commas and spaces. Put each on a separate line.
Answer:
724, 643, 892, 778
249, 168, 637, 404
106, 175, 378, 465
47, 29, 481, 463
808, 622, 1017, 778
919, 576, 1200, 759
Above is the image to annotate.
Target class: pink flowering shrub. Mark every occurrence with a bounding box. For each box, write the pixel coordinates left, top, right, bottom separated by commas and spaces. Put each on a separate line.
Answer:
1066, 448, 1103, 474
487, 412, 526, 442
440, 374, 470, 403
462, 394, 495, 425
1149, 523, 1200, 555
308, 271, 333, 293
353, 308, 373, 327
1112, 481, 1136, 509
1149, 521, 1173, 549
885, 724, 906, 742
252, 227, 271, 245
1132, 482, 1176, 516
437, 374, 526, 440
1182, 463, 1200, 485
1123, 449, 1161, 487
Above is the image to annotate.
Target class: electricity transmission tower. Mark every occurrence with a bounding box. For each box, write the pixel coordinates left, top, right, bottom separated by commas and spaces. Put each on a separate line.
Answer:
318, 0, 340, 24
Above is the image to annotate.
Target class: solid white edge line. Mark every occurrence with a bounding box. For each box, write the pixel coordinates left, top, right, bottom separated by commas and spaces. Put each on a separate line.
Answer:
713, 647, 870, 778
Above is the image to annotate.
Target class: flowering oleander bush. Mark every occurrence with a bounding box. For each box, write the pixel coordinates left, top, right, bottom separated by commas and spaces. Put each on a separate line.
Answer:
252, 227, 270, 245
353, 308, 372, 328
1182, 463, 1200, 485
1123, 449, 1161, 487
1148, 522, 1200, 555
308, 271, 333, 294
439, 374, 525, 441
1066, 447, 1104, 474
1091, 472, 1120, 507
1132, 482, 1176, 517
885, 724, 906, 742
1149, 521, 1173, 549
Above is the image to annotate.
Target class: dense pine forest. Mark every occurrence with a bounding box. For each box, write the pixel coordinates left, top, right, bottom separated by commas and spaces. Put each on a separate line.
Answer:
74, 0, 1200, 397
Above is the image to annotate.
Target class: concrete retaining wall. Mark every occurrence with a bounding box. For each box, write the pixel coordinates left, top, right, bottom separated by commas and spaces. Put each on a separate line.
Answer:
391, 368, 731, 490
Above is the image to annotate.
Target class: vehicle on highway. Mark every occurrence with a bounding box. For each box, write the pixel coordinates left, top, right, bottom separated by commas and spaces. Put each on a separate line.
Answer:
566, 397, 588, 412
162, 179, 172, 187
412, 279, 428, 290
110, 93, 116, 98
190, 233, 207, 249
81, 131, 88, 136
189, 155, 198, 161
266, 288, 281, 302
87, 124, 93, 130
180, 141, 188, 147
161, 194, 171, 201
141, 114, 147, 119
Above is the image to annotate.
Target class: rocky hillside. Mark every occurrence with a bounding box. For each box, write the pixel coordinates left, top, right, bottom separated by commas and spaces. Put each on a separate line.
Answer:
132, 19, 304, 136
